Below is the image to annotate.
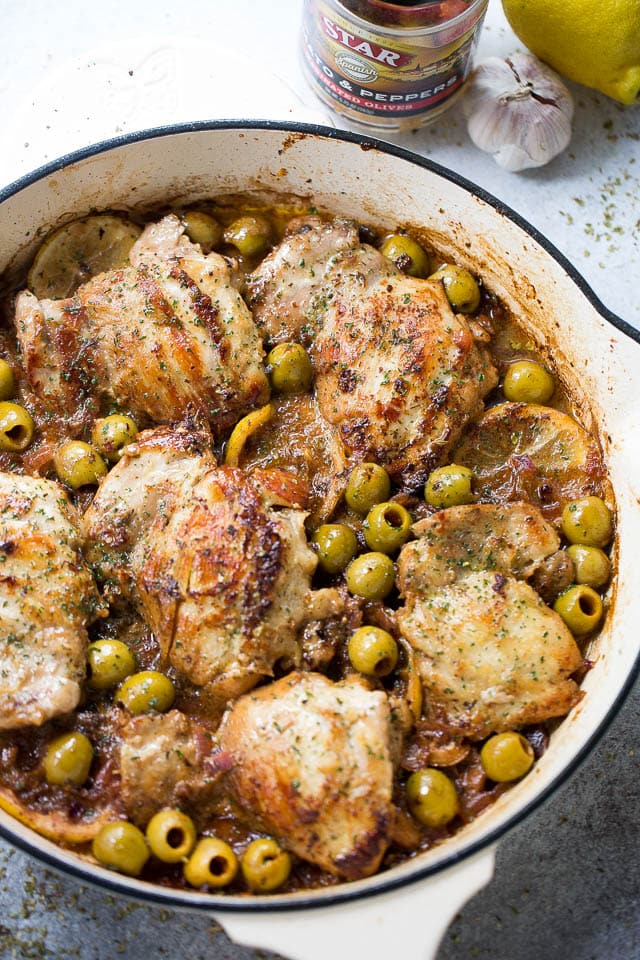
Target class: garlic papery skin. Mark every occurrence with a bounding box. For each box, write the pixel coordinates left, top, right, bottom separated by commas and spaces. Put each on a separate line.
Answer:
464, 53, 574, 172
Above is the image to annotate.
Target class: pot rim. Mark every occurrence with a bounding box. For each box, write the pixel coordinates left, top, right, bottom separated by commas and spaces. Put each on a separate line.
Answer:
0, 118, 638, 913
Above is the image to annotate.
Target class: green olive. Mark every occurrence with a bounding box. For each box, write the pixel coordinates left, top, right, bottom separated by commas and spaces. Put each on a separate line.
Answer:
554, 584, 604, 635
380, 234, 431, 278
53, 441, 107, 489
406, 769, 459, 827
146, 809, 197, 863
0, 401, 34, 452
241, 837, 291, 893
561, 496, 613, 548
87, 639, 136, 691
345, 462, 391, 515
224, 215, 272, 257
0, 360, 16, 401
566, 545, 611, 589
44, 731, 94, 787
184, 837, 239, 888
114, 670, 175, 715
182, 211, 223, 249
345, 552, 395, 601
348, 626, 398, 677
267, 343, 313, 394
312, 523, 358, 575
503, 360, 555, 404
480, 732, 535, 782
92, 821, 149, 876
364, 501, 412, 553
91, 415, 138, 462
429, 264, 481, 313
425, 464, 475, 509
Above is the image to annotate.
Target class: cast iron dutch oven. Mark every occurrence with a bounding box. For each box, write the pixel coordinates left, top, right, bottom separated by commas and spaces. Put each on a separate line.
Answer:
0, 122, 639, 960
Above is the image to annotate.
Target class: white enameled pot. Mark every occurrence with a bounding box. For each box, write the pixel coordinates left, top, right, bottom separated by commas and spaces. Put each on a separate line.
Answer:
0, 122, 639, 960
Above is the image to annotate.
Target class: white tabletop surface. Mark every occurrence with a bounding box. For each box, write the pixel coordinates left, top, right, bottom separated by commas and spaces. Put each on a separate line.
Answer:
0, 2, 639, 959
1, 0, 638, 328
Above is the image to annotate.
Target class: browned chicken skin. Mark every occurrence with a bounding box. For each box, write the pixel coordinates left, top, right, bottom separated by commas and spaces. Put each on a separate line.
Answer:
247, 217, 497, 487
120, 710, 231, 828
398, 503, 583, 739
14, 215, 269, 434
82, 423, 339, 704
0, 473, 101, 729
218, 671, 394, 879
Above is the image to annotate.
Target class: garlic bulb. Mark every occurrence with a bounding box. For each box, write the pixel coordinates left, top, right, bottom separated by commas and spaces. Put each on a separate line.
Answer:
464, 53, 574, 172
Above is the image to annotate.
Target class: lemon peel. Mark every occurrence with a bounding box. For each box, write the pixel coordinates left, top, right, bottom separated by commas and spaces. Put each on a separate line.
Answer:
502, 0, 640, 104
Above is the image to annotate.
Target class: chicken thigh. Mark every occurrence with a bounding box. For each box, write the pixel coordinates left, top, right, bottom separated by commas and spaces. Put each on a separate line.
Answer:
83, 423, 330, 704
397, 502, 583, 739
0, 473, 100, 729
247, 217, 497, 487
15, 215, 268, 433
218, 671, 393, 879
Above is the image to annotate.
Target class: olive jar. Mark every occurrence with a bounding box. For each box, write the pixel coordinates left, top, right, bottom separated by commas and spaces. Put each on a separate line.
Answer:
301, 0, 489, 131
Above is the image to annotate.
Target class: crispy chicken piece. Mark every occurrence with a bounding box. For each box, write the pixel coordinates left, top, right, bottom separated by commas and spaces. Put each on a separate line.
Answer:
119, 710, 231, 827
83, 424, 330, 704
246, 217, 392, 344
0, 473, 100, 729
218, 671, 393, 879
15, 214, 268, 433
397, 503, 582, 739
247, 217, 497, 487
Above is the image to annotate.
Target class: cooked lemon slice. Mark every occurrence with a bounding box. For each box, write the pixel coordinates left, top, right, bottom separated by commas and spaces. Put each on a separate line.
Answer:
0, 785, 114, 844
224, 403, 274, 467
28, 214, 142, 298
453, 402, 609, 521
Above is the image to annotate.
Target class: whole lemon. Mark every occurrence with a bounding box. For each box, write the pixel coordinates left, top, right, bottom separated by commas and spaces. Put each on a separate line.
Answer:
502, 0, 640, 104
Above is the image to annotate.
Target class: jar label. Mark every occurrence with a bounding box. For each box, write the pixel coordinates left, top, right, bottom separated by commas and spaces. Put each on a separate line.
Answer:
302, 0, 484, 120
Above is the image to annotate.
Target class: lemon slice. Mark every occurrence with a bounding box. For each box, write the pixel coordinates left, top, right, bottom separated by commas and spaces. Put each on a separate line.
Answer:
453, 402, 609, 520
28, 215, 142, 299
0, 784, 114, 844
224, 403, 274, 467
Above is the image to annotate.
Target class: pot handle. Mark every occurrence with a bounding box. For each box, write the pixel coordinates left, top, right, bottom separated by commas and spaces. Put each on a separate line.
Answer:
212, 846, 495, 960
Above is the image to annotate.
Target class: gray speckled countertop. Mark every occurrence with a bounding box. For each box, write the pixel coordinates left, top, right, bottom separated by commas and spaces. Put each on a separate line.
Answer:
1, 0, 639, 957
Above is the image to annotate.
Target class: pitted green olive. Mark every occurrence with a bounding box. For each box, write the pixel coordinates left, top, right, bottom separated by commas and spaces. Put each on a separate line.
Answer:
364, 501, 412, 553
503, 360, 555, 404
224, 215, 272, 257
406, 769, 459, 827
566, 545, 611, 589
0, 360, 16, 401
312, 524, 358, 575
91, 415, 138, 462
561, 496, 613, 548
184, 837, 239, 888
114, 670, 175, 715
92, 821, 149, 876
182, 211, 223, 249
425, 464, 475, 509
429, 264, 481, 313
87, 639, 136, 690
480, 732, 535, 782
267, 343, 313, 394
348, 626, 398, 677
146, 809, 196, 863
53, 441, 107, 489
345, 463, 391, 515
0, 402, 34, 452
241, 837, 291, 892
44, 731, 94, 787
554, 584, 604, 635
345, 552, 395, 601
380, 234, 431, 278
